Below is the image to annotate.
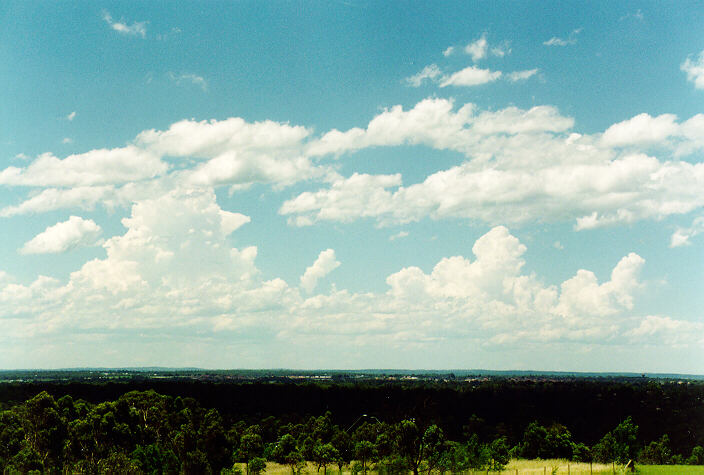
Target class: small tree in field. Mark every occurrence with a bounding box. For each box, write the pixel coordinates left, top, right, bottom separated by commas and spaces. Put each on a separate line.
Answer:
354, 440, 375, 474
313, 442, 340, 474
593, 417, 638, 464
248, 457, 266, 475
687, 446, 704, 465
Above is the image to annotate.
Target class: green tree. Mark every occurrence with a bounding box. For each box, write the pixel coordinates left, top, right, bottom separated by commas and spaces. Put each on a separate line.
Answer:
21, 391, 67, 469
354, 440, 375, 474
516, 421, 549, 459
593, 417, 638, 464
248, 456, 267, 475
331, 428, 353, 472
0, 409, 25, 470
639, 434, 672, 464
199, 408, 230, 473
488, 437, 510, 471
394, 420, 444, 475
313, 442, 340, 474
284, 449, 305, 475
240, 432, 264, 474
271, 433, 298, 464
687, 446, 704, 465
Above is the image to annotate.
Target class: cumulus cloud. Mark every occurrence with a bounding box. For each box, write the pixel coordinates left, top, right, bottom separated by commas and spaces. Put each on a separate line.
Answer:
137, 118, 321, 187
288, 99, 704, 230
670, 216, 704, 247
300, 249, 341, 293
556, 253, 644, 319
70, 188, 253, 293
0, 146, 166, 187
282, 173, 402, 227
0, 181, 172, 218
0, 114, 324, 217
600, 112, 704, 156
283, 152, 704, 229
1, 220, 694, 366
465, 34, 488, 62
507, 69, 539, 82
682, 51, 704, 89
306, 99, 571, 159
627, 315, 704, 346
66, 111, 76, 121
20, 216, 102, 255
439, 66, 502, 87
406, 64, 442, 87
137, 117, 311, 159
291, 227, 650, 348
601, 113, 679, 147
0, 188, 288, 342
103, 11, 147, 38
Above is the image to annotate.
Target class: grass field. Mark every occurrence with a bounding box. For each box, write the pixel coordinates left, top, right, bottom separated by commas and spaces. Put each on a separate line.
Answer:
635, 466, 704, 474
234, 459, 703, 474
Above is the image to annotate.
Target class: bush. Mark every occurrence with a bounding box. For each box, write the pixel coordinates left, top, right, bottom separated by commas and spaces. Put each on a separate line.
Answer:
248, 456, 266, 474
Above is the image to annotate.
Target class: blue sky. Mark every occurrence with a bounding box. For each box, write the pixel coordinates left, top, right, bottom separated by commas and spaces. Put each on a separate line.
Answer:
1, 1, 704, 372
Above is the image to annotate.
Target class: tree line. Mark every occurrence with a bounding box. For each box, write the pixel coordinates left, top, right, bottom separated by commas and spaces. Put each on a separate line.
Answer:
1, 389, 703, 474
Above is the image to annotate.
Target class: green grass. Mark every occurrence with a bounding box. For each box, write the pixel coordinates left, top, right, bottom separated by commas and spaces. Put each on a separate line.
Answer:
635, 466, 704, 474
234, 460, 704, 474
504, 458, 624, 473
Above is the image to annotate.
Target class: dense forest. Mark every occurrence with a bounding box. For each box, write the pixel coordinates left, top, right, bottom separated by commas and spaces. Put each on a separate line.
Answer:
0, 375, 703, 473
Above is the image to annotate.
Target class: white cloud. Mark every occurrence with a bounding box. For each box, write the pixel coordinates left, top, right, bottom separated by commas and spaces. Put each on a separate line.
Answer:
0, 186, 115, 217
300, 249, 341, 293
66, 111, 76, 121
306, 98, 477, 157
0, 146, 166, 187
442, 46, 454, 57
288, 99, 704, 230
599, 112, 704, 157
543, 37, 570, 47
20, 216, 102, 255
103, 11, 147, 38
284, 151, 704, 229
465, 34, 488, 62
389, 231, 409, 241
439, 66, 502, 87
306, 99, 570, 160
1, 220, 695, 365
601, 113, 679, 147
543, 28, 582, 47
556, 253, 644, 319
491, 41, 511, 57
682, 51, 704, 89
670, 216, 704, 247
62, 138, 72, 144
272, 228, 654, 352
70, 188, 253, 294
627, 315, 704, 346
507, 69, 539, 82
406, 64, 442, 87
281, 173, 402, 227
168, 72, 208, 91
0, 188, 292, 338
137, 117, 311, 159
408, 63, 532, 88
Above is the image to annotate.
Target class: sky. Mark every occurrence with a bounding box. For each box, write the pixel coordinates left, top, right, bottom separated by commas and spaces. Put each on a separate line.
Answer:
1, 1, 704, 372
